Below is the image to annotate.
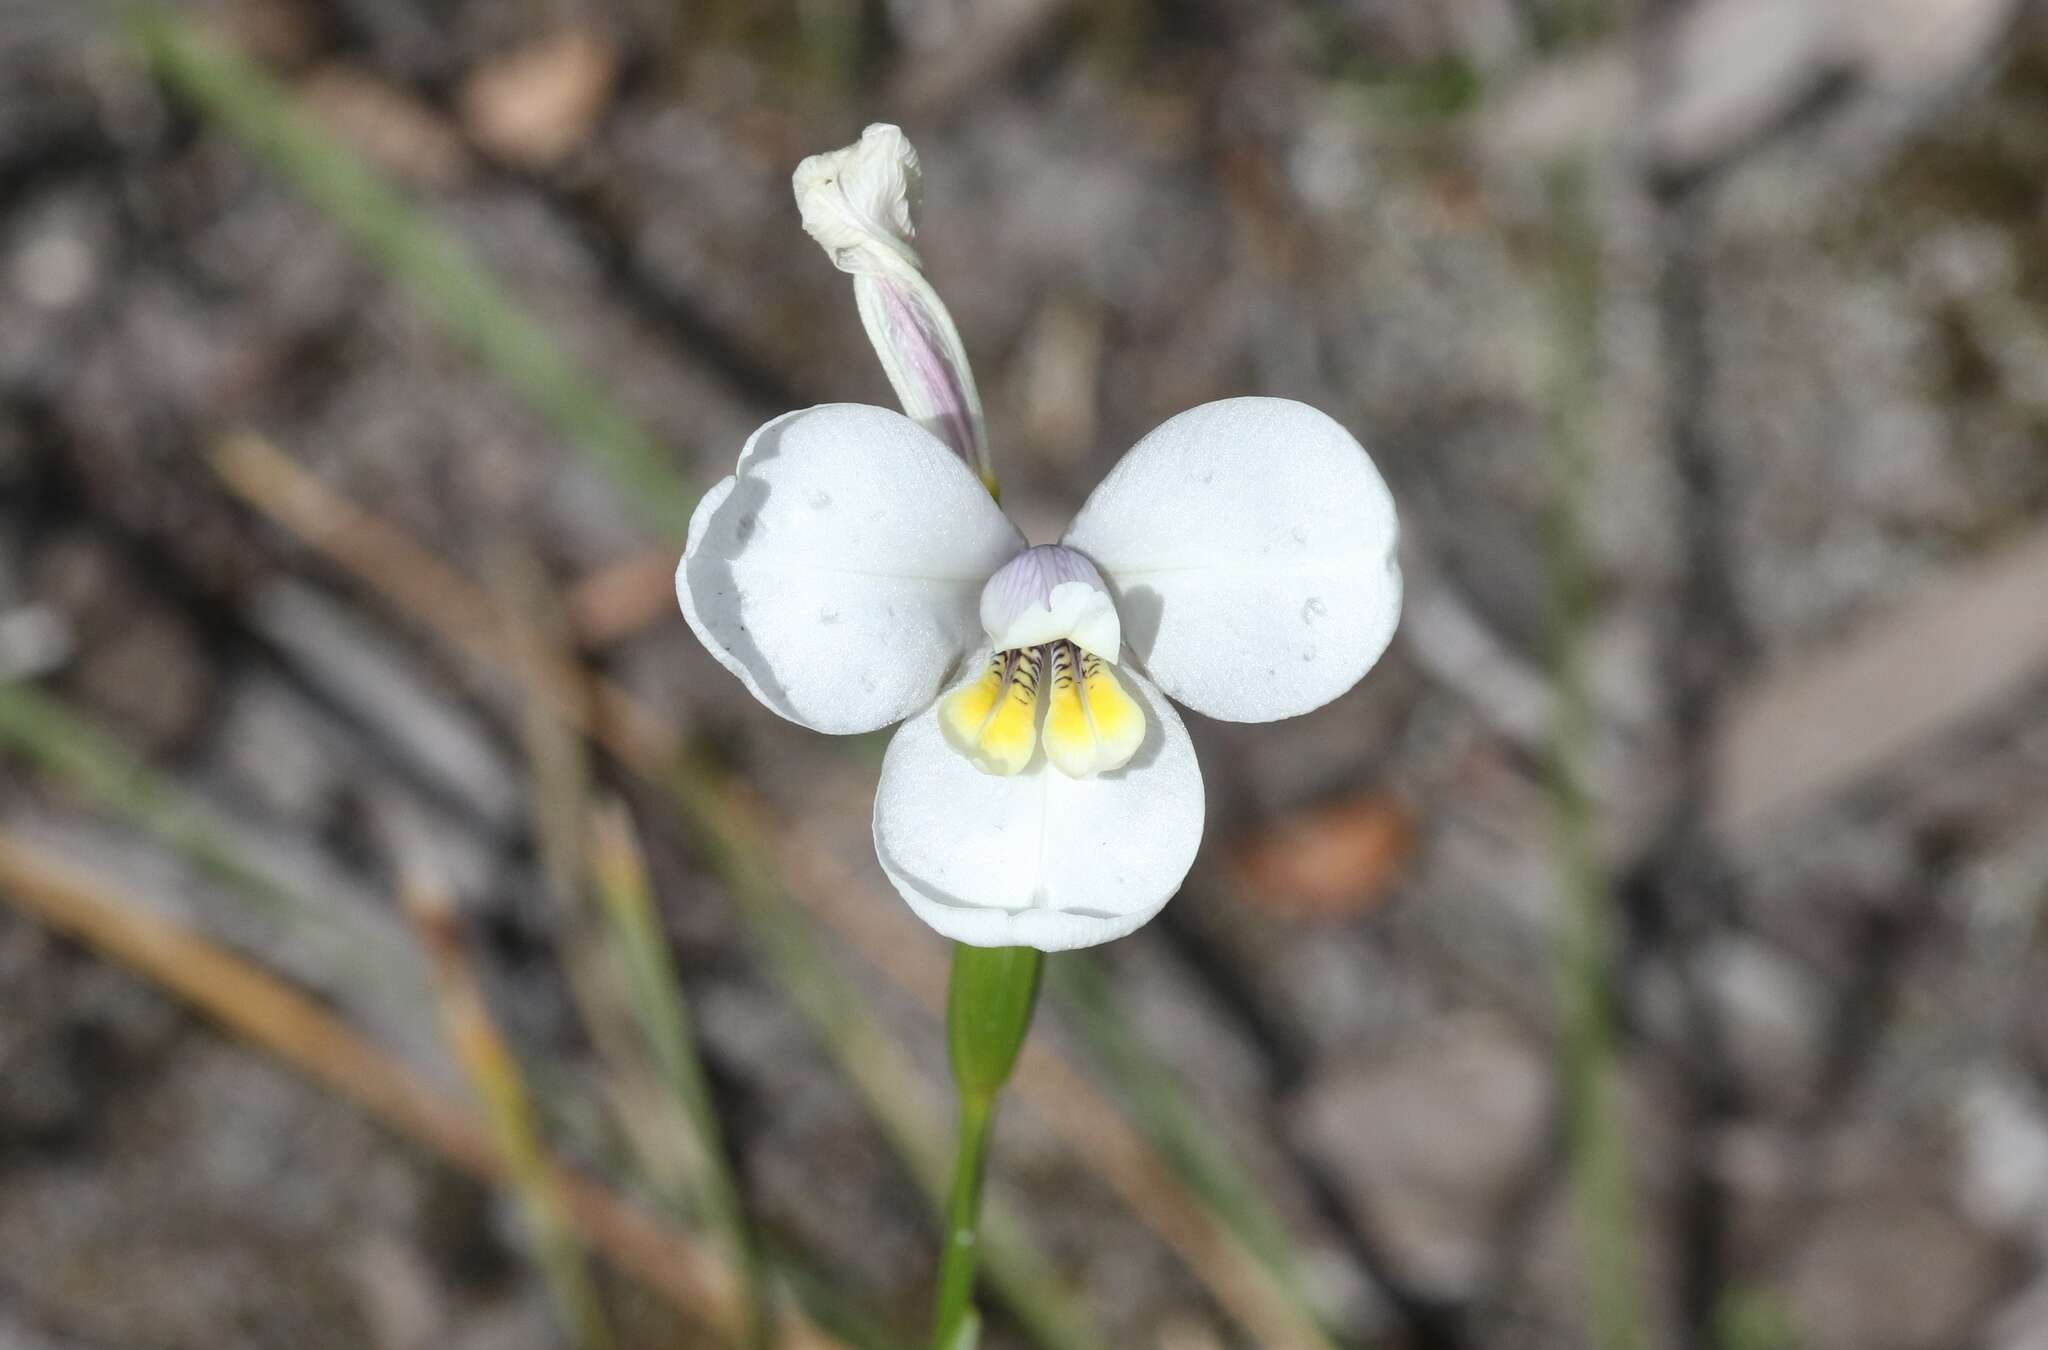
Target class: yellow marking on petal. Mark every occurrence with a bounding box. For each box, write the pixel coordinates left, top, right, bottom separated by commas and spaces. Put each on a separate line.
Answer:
1041, 644, 1148, 779
939, 653, 1008, 758
1079, 653, 1144, 774
972, 647, 1042, 775
1042, 642, 1098, 778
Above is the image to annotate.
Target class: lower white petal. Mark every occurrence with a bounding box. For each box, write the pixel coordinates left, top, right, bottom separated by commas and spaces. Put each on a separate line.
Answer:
1062, 397, 1401, 723
677, 404, 1024, 735
872, 665, 1203, 951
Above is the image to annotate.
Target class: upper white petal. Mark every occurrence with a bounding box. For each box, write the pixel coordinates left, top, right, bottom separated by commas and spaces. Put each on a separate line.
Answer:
1062, 397, 1402, 723
978, 545, 1121, 659
677, 404, 1024, 734
872, 664, 1203, 951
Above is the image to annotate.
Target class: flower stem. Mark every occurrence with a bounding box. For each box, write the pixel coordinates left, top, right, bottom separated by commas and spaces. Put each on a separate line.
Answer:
931, 943, 1044, 1349
931, 1090, 997, 1347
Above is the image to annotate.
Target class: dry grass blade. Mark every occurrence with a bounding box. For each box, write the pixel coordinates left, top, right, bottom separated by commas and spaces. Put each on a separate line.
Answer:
590, 799, 772, 1350
568, 549, 685, 649
0, 829, 842, 1350
215, 434, 676, 767
397, 845, 619, 1350
494, 553, 718, 1217
212, 431, 1338, 1350
0, 678, 424, 1014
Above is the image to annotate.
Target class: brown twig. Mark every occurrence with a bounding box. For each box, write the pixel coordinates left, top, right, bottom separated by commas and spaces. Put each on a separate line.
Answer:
394, 832, 618, 1350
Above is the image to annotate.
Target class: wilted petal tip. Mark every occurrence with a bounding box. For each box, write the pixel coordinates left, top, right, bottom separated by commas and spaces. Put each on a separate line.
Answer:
793, 122, 923, 273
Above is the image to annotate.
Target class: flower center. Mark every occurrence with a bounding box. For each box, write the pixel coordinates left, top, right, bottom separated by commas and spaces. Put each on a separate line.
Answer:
939, 545, 1146, 778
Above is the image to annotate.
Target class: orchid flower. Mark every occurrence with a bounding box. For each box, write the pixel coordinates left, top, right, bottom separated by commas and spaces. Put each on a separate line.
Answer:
677, 396, 1400, 950
676, 131, 1400, 954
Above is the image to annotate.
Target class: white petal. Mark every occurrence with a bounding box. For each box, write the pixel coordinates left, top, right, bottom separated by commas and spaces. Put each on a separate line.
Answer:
1062, 397, 1402, 723
677, 405, 1024, 734
872, 664, 1203, 951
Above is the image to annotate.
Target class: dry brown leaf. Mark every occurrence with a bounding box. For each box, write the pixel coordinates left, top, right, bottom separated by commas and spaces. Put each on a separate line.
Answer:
1229, 793, 1416, 919
459, 31, 617, 169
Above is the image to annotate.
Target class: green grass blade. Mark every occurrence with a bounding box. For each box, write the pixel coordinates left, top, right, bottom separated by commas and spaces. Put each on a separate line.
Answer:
123, 6, 697, 537
0, 678, 334, 929
1047, 955, 1312, 1296
765, 1243, 912, 1350
1544, 154, 1650, 1350
405, 878, 620, 1350
590, 804, 772, 1349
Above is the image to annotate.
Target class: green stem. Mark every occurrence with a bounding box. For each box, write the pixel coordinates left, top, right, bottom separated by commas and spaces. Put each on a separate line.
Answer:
931, 943, 1044, 1349
930, 1091, 997, 1348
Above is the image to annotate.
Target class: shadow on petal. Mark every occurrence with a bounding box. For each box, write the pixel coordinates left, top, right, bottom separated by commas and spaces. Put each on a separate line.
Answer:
684, 456, 794, 716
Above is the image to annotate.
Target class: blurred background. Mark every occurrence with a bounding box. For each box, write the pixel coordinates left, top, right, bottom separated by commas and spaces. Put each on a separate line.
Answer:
4, 1, 2048, 1348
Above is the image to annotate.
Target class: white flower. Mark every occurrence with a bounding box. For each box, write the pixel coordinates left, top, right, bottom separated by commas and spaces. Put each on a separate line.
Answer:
676, 397, 1402, 951
793, 124, 991, 490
